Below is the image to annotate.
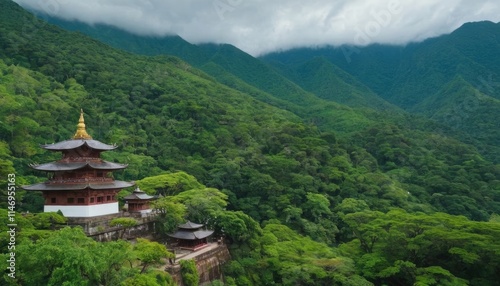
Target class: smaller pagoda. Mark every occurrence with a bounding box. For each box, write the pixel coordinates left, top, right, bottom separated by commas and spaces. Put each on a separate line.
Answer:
123, 186, 155, 215
168, 221, 214, 251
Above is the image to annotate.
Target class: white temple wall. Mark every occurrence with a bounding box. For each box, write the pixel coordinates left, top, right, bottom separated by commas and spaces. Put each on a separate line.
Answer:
44, 202, 119, 217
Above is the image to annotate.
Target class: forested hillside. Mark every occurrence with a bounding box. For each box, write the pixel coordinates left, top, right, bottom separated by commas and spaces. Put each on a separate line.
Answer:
43, 12, 500, 163
2, 0, 500, 285
41, 14, 403, 132
262, 21, 500, 163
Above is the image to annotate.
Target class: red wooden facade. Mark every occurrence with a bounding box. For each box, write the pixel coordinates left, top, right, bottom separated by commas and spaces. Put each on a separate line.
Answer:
124, 187, 155, 212
168, 221, 214, 251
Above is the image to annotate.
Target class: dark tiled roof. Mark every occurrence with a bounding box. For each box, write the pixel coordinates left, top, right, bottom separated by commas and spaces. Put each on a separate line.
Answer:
124, 193, 154, 200
31, 161, 127, 171
168, 229, 214, 240
178, 221, 204, 229
124, 187, 155, 200
22, 180, 134, 191
42, 139, 116, 151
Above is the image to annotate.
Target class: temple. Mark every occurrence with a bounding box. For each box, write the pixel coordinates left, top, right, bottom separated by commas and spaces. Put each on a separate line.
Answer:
168, 221, 214, 251
23, 110, 134, 218
123, 186, 156, 215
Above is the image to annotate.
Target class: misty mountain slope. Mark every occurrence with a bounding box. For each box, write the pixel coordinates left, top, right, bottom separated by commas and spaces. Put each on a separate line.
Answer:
199, 58, 381, 135
385, 25, 500, 108
43, 16, 211, 66
40, 13, 404, 113
261, 44, 406, 99
32, 12, 405, 137
446, 21, 500, 78
199, 43, 323, 107
414, 76, 500, 154
263, 22, 500, 108
266, 55, 400, 111
41, 14, 320, 106
262, 21, 500, 162
199, 61, 305, 113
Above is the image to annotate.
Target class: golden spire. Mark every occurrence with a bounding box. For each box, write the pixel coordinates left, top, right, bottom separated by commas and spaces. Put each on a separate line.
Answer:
73, 109, 92, 140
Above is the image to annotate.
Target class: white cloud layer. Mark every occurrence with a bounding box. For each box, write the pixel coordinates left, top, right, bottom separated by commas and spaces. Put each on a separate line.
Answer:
14, 0, 500, 56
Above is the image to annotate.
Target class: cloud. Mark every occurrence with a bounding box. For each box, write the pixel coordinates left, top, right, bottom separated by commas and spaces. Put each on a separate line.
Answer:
14, 0, 500, 56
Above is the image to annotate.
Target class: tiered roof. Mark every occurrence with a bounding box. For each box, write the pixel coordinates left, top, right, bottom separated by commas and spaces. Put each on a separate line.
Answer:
23, 109, 134, 191
23, 181, 134, 191
42, 139, 117, 151
168, 221, 214, 240
30, 161, 127, 171
123, 187, 155, 200
179, 221, 204, 229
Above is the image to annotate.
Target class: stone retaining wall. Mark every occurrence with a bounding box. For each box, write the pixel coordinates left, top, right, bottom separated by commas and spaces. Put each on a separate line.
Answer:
166, 244, 231, 285
67, 212, 157, 241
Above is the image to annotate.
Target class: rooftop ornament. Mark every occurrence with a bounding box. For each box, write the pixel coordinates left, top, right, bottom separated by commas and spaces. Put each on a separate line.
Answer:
73, 109, 92, 140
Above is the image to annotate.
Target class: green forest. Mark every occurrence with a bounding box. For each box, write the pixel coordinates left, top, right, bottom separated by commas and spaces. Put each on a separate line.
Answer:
1, 0, 500, 285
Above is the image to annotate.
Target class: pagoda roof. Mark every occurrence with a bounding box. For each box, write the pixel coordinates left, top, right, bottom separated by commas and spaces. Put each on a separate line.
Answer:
30, 160, 127, 171
178, 221, 204, 230
123, 187, 155, 200
168, 229, 214, 240
22, 180, 134, 191
42, 139, 117, 151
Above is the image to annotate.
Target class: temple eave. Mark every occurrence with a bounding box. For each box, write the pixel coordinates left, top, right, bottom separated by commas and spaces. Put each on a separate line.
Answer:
178, 221, 204, 229
168, 230, 214, 240
22, 180, 134, 191
30, 161, 128, 171
42, 139, 117, 151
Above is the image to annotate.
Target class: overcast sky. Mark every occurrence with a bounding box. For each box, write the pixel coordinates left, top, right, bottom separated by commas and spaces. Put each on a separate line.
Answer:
14, 0, 500, 56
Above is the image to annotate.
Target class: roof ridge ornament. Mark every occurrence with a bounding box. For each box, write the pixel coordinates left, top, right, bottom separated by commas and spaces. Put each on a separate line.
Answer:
73, 109, 92, 140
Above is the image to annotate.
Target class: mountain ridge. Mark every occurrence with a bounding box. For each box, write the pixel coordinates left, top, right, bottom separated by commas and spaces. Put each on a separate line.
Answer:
38, 11, 401, 116
262, 20, 500, 162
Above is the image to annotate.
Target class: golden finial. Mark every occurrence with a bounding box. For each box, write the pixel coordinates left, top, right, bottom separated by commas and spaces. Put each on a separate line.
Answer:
73, 109, 92, 140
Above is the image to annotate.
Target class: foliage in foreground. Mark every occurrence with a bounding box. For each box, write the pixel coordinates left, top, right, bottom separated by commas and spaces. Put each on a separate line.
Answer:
0, 225, 173, 286
180, 259, 199, 286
